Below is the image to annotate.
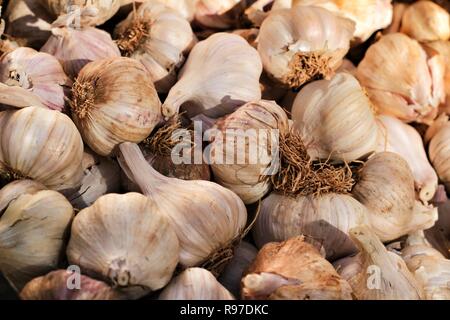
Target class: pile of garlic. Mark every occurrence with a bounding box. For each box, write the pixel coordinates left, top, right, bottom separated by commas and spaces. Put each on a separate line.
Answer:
0, 0, 449, 301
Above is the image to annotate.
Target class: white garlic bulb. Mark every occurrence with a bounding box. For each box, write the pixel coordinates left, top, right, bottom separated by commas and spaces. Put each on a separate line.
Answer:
253, 192, 369, 260
357, 33, 445, 124
70, 57, 162, 156
159, 268, 234, 300
120, 0, 199, 21
194, 0, 244, 29
118, 142, 247, 267
0, 185, 74, 291
162, 32, 262, 119
67, 193, 180, 297
0, 107, 84, 191
291, 72, 379, 162
257, 6, 355, 88
376, 115, 438, 202
334, 225, 425, 300
0, 47, 71, 111
352, 152, 437, 242
114, 1, 196, 93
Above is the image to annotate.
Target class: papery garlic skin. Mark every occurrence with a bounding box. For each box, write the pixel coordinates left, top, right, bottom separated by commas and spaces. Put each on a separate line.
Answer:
257, 6, 355, 88
425, 199, 450, 259
120, 0, 198, 21
352, 152, 437, 242
209, 100, 290, 204
429, 122, 450, 193
159, 268, 234, 300
194, 0, 243, 29
114, 1, 196, 93
0, 180, 45, 211
162, 33, 262, 119
292, 73, 378, 162
357, 33, 445, 123
400, 1, 450, 42
0, 107, 84, 191
424, 41, 450, 112
376, 115, 438, 202
0, 47, 70, 111
0, 188, 74, 291
67, 193, 180, 296
253, 192, 369, 260
334, 225, 425, 300
71, 57, 162, 156
20, 270, 124, 300
242, 237, 353, 300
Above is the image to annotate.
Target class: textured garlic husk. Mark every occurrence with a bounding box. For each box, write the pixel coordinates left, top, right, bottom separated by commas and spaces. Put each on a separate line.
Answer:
400, 1, 450, 42
0, 47, 71, 111
159, 268, 234, 300
67, 193, 179, 298
428, 119, 450, 193
63, 148, 121, 210
218, 241, 258, 298
0, 83, 46, 110
253, 193, 369, 261
209, 100, 290, 204
400, 232, 450, 300
118, 142, 248, 267
291, 73, 378, 162
424, 41, 450, 109
20, 270, 125, 300
352, 152, 437, 242
242, 237, 353, 300
257, 6, 355, 89
356, 33, 445, 123
425, 199, 450, 258
70, 57, 162, 156
114, 2, 196, 93
162, 33, 262, 119
0, 180, 45, 211
377, 115, 438, 202
5, 0, 53, 49
194, 0, 246, 29
0, 187, 74, 291
39, 0, 120, 26
334, 225, 425, 300
0, 107, 84, 190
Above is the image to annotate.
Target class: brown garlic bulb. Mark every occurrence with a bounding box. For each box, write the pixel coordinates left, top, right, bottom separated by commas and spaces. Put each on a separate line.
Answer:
66, 193, 180, 298
114, 1, 196, 93
0, 183, 74, 291
20, 270, 124, 300
0, 47, 71, 111
241, 237, 353, 300
70, 57, 162, 156
159, 268, 234, 300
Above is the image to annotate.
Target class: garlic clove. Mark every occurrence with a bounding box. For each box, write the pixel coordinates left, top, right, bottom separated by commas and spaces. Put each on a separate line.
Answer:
241, 236, 353, 300
383, 2, 408, 34
0, 83, 46, 109
66, 193, 180, 297
20, 270, 125, 300
159, 267, 234, 300
162, 32, 262, 119
0, 186, 74, 291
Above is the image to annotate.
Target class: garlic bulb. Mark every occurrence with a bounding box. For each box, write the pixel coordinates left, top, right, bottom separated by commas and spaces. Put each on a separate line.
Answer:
67, 193, 179, 296
0, 180, 45, 210
383, 2, 408, 34
20, 270, 124, 300
257, 6, 355, 89
209, 100, 290, 204
334, 226, 425, 300
120, 0, 198, 21
41, 10, 121, 80
253, 193, 369, 260
159, 268, 234, 300
218, 241, 258, 298
401, 232, 450, 300
336, 59, 357, 76
118, 142, 247, 267
114, 1, 196, 93
0, 47, 71, 111
400, 1, 450, 42
70, 57, 162, 156
0, 107, 84, 191
356, 33, 445, 123
376, 115, 438, 202
352, 152, 437, 242
64, 148, 121, 210
425, 199, 450, 258
428, 118, 450, 193
195, 0, 246, 29
0, 186, 74, 291
291, 72, 379, 162
39, 0, 121, 26
242, 237, 353, 300
162, 33, 262, 119
424, 41, 450, 110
